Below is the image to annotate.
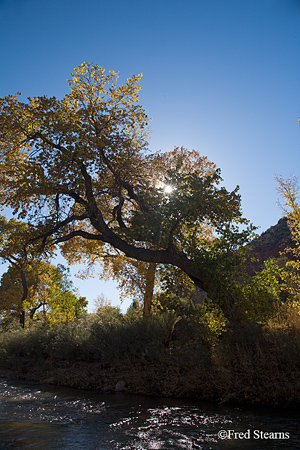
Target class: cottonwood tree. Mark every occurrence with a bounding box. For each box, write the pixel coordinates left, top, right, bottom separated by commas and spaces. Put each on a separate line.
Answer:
0, 63, 255, 323
60, 147, 219, 317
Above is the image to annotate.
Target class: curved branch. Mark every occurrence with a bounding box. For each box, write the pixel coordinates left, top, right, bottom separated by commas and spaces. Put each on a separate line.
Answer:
26, 132, 68, 154
28, 213, 89, 250
53, 230, 105, 245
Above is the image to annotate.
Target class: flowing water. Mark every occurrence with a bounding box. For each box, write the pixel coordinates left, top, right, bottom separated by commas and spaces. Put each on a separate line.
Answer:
0, 378, 298, 449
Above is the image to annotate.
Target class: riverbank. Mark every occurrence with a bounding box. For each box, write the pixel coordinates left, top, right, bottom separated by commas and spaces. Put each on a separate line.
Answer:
1, 351, 299, 410
1, 310, 300, 410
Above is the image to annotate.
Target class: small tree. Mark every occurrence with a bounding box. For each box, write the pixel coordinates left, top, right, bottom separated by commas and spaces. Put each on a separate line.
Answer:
93, 293, 123, 323
276, 175, 300, 307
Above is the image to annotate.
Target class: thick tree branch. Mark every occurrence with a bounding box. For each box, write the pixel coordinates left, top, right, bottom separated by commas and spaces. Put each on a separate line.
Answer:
4, 255, 21, 267
65, 191, 88, 207
77, 162, 210, 290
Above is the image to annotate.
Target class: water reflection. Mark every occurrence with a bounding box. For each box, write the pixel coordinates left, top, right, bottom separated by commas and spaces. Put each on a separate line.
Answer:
0, 379, 298, 449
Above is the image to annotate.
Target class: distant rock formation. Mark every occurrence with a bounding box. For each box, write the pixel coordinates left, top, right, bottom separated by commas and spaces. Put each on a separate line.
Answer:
246, 217, 294, 274
181, 217, 294, 303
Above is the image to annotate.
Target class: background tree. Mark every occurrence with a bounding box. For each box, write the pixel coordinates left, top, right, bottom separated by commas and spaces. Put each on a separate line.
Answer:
0, 261, 87, 329
0, 63, 255, 323
93, 293, 123, 323
40, 264, 87, 325
0, 216, 54, 327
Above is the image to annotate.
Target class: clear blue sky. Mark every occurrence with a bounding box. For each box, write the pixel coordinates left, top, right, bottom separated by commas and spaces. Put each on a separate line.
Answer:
1, 0, 300, 311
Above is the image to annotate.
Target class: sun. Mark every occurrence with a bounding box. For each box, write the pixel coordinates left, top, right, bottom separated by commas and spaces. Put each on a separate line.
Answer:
155, 181, 174, 194
164, 185, 173, 194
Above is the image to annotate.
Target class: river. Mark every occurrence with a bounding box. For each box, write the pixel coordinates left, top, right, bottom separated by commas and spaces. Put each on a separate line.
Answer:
0, 378, 298, 449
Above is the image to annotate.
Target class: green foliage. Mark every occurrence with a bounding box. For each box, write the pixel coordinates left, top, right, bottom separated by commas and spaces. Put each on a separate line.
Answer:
44, 265, 87, 325
234, 259, 288, 322
275, 176, 300, 311
0, 261, 87, 329
198, 299, 227, 335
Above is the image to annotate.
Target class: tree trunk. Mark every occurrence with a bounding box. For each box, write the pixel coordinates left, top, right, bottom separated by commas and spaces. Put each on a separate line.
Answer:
143, 263, 156, 318
19, 310, 25, 328
19, 270, 28, 329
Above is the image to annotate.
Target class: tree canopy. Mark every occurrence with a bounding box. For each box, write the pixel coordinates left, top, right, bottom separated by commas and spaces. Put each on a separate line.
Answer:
0, 62, 255, 322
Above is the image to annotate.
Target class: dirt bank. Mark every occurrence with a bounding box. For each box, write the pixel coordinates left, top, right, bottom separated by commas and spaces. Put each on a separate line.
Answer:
1, 355, 300, 411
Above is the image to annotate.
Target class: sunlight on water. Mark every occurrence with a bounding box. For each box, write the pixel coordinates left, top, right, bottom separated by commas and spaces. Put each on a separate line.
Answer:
0, 379, 298, 449
110, 405, 233, 449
